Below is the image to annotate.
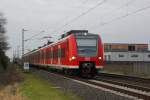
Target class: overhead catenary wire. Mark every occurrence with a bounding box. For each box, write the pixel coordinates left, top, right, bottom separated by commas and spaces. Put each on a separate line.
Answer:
90, 3, 150, 30
101, 0, 136, 18
48, 0, 136, 35
51, 0, 107, 34
23, 0, 101, 41
87, 0, 136, 30
24, 30, 45, 42
24, 0, 149, 40
80, 0, 90, 5
24, 0, 150, 52
22, 0, 98, 52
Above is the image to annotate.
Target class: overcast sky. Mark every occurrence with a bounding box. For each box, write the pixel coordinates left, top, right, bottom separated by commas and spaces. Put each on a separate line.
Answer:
0, 0, 150, 58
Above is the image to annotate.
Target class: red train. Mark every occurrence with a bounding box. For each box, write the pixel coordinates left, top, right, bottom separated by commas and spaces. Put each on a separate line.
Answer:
23, 30, 104, 77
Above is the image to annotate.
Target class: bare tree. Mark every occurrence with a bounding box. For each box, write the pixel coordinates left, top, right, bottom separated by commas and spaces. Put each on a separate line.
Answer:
0, 12, 9, 70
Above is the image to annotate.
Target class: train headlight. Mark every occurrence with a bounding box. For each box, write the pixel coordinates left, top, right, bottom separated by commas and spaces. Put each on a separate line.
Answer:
98, 57, 102, 60
71, 56, 76, 60
84, 32, 87, 36
70, 56, 76, 61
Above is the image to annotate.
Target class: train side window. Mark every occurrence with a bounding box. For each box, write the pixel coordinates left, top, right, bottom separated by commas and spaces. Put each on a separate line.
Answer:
42, 52, 44, 59
49, 50, 51, 58
38, 52, 40, 61
53, 49, 58, 58
148, 55, 150, 58
50, 50, 53, 58
40, 52, 42, 59
42, 51, 43, 59
43, 51, 45, 59
58, 49, 61, 58
56, 50, 58, 58
50, 50, 51, 58
45, 50, 48, 59
49, 51, 50, 59
48, 51, 49, 59
61, 48, 65, 57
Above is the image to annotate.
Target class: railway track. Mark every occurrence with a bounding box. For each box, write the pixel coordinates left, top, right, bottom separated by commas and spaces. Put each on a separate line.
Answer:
86, 79, 150, 100
93, 73, 150, 99
98, 73, 150, 83
32, 68, 150, 100
96, 73, 150, 91
95, 77, 150, 92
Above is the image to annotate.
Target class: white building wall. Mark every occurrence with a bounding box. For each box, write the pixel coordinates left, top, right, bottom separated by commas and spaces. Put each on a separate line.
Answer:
144, 53, 150, 61
128, 52, 143, 61
104, 52, 150, 62
111, 52, 128, 61
104, 52, 111, 61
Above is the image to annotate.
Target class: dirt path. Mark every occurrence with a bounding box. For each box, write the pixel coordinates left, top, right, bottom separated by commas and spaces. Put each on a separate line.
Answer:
0, 83, 25, 100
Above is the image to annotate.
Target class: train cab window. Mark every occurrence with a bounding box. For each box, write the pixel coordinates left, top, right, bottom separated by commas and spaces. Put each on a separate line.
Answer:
76, 38, 97, 56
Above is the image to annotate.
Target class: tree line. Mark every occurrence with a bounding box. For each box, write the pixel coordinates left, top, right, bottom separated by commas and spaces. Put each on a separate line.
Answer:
0, 12, 9, 70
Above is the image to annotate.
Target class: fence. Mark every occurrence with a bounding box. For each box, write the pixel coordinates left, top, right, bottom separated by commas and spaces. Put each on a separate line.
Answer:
104, 62, 150, 77
133, 62, 150, 76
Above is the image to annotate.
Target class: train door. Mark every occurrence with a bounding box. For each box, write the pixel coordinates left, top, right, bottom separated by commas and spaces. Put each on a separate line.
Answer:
58, 45, 61, 65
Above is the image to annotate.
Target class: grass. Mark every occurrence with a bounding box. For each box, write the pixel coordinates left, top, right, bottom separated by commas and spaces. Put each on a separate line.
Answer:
20, 72, 81, 100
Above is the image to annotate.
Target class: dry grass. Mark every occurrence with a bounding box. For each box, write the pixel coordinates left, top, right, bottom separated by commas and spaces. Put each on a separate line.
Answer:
0, 83, 25, 100
0, 64, 24, 87
0, 64, 25, 100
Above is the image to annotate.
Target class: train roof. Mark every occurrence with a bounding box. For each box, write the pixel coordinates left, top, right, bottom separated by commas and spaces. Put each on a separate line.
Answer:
23, 32, 71, 57
67, 30, 88, 34
60, 30, 98, 39
23, 30, 98, 57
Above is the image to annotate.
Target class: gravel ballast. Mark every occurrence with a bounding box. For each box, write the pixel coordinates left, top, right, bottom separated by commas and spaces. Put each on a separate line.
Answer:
32, 69, 138, 100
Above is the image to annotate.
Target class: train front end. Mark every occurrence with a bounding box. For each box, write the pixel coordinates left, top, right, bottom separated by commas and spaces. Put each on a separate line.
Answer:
68, 30, 104, 77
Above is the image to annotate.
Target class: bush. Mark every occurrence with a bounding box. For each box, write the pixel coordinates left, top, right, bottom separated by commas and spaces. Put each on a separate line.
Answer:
0, 64, 24, 86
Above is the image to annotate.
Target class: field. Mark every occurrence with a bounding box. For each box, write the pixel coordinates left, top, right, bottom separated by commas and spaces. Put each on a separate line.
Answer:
20, 72, 80, 100
0, 64, 81, 100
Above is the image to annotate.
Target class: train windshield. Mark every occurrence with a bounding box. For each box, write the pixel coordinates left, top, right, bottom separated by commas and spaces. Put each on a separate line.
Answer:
76, 38, 97, 56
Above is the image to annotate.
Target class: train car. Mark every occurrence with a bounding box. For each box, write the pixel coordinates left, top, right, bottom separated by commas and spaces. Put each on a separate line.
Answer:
23, 30, 104, 77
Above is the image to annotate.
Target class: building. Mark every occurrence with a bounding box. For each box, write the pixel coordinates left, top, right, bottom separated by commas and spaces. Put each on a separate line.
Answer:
104, 43, 148, 52
104, 43, 150, 62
